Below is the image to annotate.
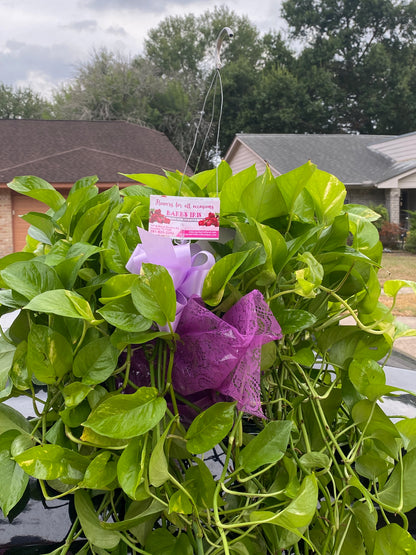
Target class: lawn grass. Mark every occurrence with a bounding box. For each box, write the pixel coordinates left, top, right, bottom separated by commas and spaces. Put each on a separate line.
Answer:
379, 252, 416, 316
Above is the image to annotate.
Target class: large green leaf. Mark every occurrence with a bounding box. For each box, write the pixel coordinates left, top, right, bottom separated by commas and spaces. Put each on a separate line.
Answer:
117, 436, 147, 499
0, 430, 30, 516
0, 403, 32, 436
98, 296, 152, 332
1, 260, 63, 300
25, 289, 96, 321
57, 179, 98, 233
241, 166, 287, 222
54, 242, 103, 289
305, 169, 346, 224
276, 161, 316, 215
81, 450, 117, 490
202, 251, 249, 306
250, 474, 318, 532
239, 421, 292, 473
74, 489, 120, 549
349, 359, 400, 400
145, 528, 193, 555
15, 444, 89, 484
220, 165, 257, 214
149, 418, 176, 487
131, 263, 176, 326
0, 337, 16, 391
185, 402, 235, 454
378, 448, 416, 512
83, 387, 167, 439
73, 337, 119, 385
8, 176, 65, 211
373, 523, 416, 554
21, 212, 56, 245
27, 324, 73, 384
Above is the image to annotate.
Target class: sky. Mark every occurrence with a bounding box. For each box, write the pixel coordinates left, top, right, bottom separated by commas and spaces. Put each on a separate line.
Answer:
0, 0, 286, 99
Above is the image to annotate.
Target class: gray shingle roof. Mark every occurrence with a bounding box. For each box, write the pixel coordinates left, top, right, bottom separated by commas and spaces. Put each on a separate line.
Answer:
0, 120, 188, 183
234, 133, 414, 185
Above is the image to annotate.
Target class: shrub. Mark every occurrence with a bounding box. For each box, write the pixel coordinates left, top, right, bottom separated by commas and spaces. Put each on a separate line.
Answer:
379, 221, 404, 249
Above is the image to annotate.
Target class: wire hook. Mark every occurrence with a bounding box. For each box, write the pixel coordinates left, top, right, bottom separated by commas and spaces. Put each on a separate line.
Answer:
215, 27, 234, 69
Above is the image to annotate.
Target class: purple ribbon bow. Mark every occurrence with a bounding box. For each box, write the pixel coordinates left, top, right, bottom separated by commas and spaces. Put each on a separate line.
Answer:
126, 227, 215, 330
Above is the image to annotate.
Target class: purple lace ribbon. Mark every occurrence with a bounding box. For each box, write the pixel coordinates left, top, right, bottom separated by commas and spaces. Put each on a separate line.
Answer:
172, 290, 282, 417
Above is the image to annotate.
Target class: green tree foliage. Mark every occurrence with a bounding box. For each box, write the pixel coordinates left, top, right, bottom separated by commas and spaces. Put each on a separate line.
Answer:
0, 84, 52, 119
282, 0, 416, 132
53, 50, 157, 123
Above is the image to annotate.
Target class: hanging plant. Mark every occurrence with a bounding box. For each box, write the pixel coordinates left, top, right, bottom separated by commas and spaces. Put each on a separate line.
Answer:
0, 161, 416, 554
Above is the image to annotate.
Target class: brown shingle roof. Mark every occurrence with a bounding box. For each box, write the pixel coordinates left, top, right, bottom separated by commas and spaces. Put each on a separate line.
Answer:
0, 120, 188, 183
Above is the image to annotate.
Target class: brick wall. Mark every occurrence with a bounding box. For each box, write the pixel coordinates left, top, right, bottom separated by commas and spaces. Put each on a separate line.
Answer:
0, 189, 13, 256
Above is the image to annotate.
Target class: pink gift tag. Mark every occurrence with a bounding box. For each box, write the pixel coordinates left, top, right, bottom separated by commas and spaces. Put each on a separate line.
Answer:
149, 195, 220, 240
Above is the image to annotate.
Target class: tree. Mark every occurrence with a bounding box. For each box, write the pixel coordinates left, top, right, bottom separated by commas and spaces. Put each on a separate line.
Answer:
0, 84, 51, 119
53, 50, 157, 123
282, 0, 416, 133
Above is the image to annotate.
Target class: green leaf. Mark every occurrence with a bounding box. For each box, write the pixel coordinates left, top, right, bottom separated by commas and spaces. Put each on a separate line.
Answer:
352, 400, 400, 459
62, 382, 93, 408
73, 337, 119, 385
25, 289, 96, 321
168, 488, 193, 515
131, 263, 176, 326
145, 528, 193, 555
0, 430, 29, 516
100, 273, 138, 301
21, 212, 56, 245
294, 252, 323, 297
102, 498, 165, 531
74, 489, 120, 550
373, 523, 416, 554
396, 418, 416, 451
27, 324, 73, 384
0, 337, 16, 391
57, 179, 98, 233
305, 169, 346, 224
15, 444, 89, 484
84, 387, 167, 439
1, 260, 63, 300
0, 403, 32, 436
98, 296, 152, 332
55, 242, 103, 289
274, 309, 317, 334
149, 418, 176, 487
299, 452, 330, 471
81, 450, 117, 489
8, 176, 65, 211
276, 161, 316, 215
241, 166, 287, 222
239, 421, 292, 473
250, 474, 318, 532
117, 436, 147, 499
351, 501, 377, 554
186, 402, 235, 454
72, 198, 112, 243
378, 448, 416, 512
202, 251, 249, 306
220, 165, 257, 214
121, 173, 177, 195
349, 359, 399, 400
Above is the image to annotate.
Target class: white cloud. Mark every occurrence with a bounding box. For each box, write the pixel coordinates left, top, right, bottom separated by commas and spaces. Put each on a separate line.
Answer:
0, 0, 286, 95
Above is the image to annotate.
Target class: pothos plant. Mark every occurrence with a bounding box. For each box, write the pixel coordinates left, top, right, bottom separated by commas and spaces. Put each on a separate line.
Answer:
0, 161, 416, 554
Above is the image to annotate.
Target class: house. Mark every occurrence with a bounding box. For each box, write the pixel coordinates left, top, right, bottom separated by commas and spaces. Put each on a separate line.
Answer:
0, 120, 188, 255
225, 133, 416, 228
